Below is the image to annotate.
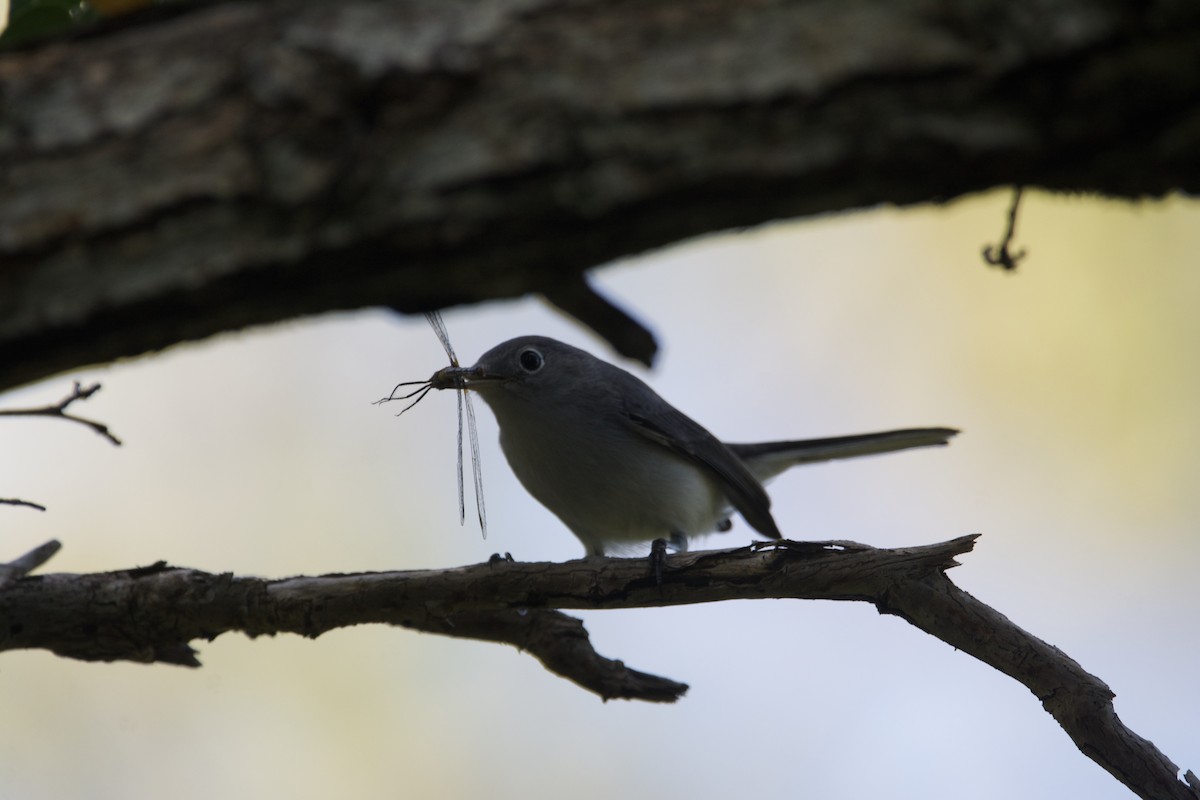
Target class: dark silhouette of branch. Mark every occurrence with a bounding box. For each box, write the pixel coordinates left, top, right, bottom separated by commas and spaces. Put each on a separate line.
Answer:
0, 498, 47, 511
1, 535, 1196, 798
0, 382, 122, 446
3, 0, 1199, 392
539, 275, 658, 367
405, 607, 689, 703
0, 383, 120, 513
0, 539, 61, 586
982, 186, 1028, 270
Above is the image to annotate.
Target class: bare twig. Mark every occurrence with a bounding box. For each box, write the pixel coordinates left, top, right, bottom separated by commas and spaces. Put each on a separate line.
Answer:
411, 607, 689, 702
0, 498, 47, 511
982, 186, 1027, 270
0, 539, 62, 587
541, 275, 659, 367
0, 382, 122, 446
0, 535, 1194, 799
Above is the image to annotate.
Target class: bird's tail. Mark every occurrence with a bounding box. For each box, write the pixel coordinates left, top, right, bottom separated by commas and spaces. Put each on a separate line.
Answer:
728, 428, 959, 482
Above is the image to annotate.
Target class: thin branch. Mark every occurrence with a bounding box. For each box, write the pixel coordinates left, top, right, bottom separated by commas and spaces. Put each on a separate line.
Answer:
410, 608, 689, 703
0, 535, 1194, 799
0, 539, 61, 587
540, 275, 659, 367
0, 498, 47, 511
0, 381, 122, 446
982, 186, 1028, 270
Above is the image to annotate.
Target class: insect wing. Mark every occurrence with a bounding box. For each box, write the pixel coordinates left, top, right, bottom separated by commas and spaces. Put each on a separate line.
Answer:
417, 310, 488, 539
456, 384, 466, 525
424, 311, 459, 367
463, 390, 487, 538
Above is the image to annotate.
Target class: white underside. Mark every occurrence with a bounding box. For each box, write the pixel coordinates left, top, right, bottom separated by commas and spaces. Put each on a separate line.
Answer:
489, 396, 729, 555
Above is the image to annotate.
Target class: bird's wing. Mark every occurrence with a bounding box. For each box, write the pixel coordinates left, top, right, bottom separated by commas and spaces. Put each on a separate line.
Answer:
620, 389, 781, 540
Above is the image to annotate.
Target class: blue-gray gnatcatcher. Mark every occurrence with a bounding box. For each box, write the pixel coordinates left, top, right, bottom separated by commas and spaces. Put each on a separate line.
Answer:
427, 336, 956, 557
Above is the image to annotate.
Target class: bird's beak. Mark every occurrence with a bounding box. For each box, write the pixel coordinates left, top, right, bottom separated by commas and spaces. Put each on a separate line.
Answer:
429, 365, 504, 391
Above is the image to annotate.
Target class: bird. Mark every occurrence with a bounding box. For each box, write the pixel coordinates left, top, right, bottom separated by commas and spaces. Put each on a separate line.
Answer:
428, 336, 956, 557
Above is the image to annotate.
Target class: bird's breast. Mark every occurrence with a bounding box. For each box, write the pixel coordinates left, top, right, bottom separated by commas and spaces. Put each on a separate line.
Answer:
489, 399, 727, 545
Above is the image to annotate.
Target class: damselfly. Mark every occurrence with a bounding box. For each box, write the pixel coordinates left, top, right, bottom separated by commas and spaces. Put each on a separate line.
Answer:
376, 312, 487, 537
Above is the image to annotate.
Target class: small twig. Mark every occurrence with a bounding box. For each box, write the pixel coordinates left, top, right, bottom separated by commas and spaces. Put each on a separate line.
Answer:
415, 608, 689, 702
982, 186, 1027, 270
0, 539, 62, 587
0, 498, 47, 511
541, 275, 658, 367
0, 381, 122, 446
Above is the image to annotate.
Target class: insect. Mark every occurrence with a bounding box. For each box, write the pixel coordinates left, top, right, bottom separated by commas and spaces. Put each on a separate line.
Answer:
376, 312, 487, 538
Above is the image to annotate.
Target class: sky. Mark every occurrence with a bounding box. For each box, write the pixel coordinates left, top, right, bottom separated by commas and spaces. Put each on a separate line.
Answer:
2, 190, 1198, 799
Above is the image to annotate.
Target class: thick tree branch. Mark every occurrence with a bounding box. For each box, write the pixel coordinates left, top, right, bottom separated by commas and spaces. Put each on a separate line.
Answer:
1, 535, 1195, 798
2, 0, 1199, 392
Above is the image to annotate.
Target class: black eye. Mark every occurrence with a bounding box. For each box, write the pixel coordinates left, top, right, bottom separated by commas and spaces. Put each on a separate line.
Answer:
519, 348, 544, 373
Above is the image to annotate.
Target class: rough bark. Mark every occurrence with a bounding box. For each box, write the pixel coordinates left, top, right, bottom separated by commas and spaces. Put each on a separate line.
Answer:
2, 0, 1199, 391
1, 535, 1197, 799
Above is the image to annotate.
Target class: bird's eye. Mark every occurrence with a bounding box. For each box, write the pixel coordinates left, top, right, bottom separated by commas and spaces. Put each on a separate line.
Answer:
519, 348, 544, 373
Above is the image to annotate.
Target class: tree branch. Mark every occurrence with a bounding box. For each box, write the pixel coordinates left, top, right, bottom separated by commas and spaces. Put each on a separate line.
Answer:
1, 535, 1195, 798
0, 382, 122, 445
0, 498, 47, 511
982, 186, 1027, 270
0, 382, 121, 511
406, 607, 690, 703
539, 274, 658, 367
0, 539, 61, 587
2, 0, 1199, 392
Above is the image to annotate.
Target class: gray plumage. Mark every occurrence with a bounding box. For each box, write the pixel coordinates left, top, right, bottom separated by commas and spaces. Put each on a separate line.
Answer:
447, 336, 956, 557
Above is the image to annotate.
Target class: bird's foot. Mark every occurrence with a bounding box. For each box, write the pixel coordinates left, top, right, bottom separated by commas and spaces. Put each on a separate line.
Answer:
649, 538, 669, 586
